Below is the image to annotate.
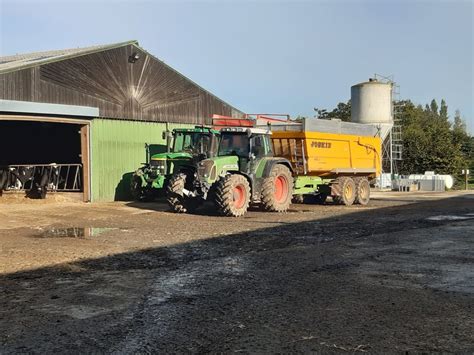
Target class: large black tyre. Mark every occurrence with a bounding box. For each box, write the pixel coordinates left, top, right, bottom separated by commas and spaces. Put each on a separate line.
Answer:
261, 164, 293, 212
214, 174, 251, 217
332, 177, 356, 206
354, 177, 370, 205
130, 174, 153, 202
166, 172, 200, 213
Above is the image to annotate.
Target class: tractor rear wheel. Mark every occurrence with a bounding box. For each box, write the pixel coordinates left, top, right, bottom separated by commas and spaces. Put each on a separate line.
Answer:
332, 177, 356, 206
354, 177, 370, 205
166, 172, 199, 213
261, 164, 293, 212
214, 174, 251, 217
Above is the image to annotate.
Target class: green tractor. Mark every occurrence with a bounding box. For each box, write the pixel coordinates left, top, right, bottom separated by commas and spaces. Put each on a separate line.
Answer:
131, 126, 220, 201
166, 127, 294, 216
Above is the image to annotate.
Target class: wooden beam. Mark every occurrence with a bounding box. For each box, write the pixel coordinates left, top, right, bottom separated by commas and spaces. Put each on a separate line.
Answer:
80, 124, 90, 202
0, 114, 91, 125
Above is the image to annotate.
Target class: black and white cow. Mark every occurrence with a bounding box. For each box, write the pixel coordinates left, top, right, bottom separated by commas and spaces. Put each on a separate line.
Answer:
0, 168, 9, 196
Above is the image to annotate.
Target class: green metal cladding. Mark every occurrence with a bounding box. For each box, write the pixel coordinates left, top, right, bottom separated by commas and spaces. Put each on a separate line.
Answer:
91, 118, 193, 201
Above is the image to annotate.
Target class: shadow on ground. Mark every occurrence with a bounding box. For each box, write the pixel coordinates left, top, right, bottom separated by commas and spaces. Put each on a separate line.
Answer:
125, 196, 332, 216
1, 195, 473, 353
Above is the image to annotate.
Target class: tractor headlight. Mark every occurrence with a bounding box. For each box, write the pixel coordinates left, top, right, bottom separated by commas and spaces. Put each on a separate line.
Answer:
150, 159, 166, 175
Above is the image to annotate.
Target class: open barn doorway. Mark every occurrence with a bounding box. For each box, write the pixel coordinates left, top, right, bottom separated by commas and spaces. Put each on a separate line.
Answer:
0, 118, 90, 201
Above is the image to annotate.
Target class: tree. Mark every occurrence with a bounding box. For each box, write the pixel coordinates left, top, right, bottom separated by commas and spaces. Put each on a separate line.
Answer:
430, 99, 439, 115
314, 100, 351, 122
453, 110, 467, 133
452, 109, 473, 174
439, 99, 448, 120
398, 99, 467, 177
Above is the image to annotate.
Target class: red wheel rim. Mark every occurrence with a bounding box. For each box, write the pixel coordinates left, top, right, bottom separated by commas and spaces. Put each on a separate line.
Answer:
233, 184, 246, 209
274, 176, 288, 203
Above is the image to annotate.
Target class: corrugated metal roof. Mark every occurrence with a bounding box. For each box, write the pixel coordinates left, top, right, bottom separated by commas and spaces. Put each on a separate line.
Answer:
0, 40, 138, 74
0, 40, 245, 119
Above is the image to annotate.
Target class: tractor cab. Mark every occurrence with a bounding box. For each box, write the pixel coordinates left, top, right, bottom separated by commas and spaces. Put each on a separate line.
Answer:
218, 127, 273, 160
171, 128, 219, 159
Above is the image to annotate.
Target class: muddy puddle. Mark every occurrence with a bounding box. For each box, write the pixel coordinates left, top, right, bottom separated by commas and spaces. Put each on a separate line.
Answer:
34, 227, 119, 238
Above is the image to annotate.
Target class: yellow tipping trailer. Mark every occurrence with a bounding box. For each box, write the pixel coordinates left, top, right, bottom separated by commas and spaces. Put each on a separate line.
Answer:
269, 119, 382, 205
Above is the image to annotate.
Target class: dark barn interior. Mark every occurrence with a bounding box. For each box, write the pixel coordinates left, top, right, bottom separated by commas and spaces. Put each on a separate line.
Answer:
0, 120, 81, 166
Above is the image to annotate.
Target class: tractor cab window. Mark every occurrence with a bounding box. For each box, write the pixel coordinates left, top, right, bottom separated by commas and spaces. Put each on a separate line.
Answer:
173, 132, 211, 153
251, 134, 272, 157
218, 133, 249, 157
251, 135, 265, 157
264, 135, 273, 155
198, 134, 211, 154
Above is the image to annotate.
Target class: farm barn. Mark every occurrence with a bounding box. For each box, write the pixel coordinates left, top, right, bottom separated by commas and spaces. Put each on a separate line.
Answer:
0, 40, 244, 201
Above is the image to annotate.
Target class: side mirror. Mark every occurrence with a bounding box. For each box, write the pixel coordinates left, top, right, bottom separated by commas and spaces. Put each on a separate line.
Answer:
162, 131, 166, 140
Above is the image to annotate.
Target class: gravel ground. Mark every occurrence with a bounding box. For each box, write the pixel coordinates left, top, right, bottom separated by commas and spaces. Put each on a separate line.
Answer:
0, 191, 473, 353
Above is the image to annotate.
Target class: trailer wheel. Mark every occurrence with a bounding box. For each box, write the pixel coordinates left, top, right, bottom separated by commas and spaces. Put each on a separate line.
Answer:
354, 177, 370, 205
214, 174, 250, 217
166, 172, 199, 213
261, 164, 293, 212
333, 177, 356, 206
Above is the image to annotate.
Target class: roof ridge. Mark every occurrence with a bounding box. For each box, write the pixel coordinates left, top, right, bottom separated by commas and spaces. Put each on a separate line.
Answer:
0, 40, 138, 73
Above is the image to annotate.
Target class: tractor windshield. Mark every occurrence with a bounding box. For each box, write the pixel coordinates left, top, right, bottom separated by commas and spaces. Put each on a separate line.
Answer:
173, 132, 212, 154
218, 132, 249, 157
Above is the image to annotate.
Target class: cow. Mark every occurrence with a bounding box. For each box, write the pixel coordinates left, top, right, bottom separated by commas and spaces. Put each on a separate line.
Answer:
28, 164, 60, 199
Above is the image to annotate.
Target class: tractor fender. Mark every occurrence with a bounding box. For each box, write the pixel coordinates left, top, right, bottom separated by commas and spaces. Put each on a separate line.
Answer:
262, 158, 294, 178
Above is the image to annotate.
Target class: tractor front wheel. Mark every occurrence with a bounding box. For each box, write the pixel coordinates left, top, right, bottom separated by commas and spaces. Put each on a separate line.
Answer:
131, 175, 153, 202
166, 173, 200, 213
214, 174, 251, 217
261, 164, 293, 212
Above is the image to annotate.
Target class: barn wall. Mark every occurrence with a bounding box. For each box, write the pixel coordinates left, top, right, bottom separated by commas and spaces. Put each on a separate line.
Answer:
0, 68, 36, 101
91, 118, 193, 201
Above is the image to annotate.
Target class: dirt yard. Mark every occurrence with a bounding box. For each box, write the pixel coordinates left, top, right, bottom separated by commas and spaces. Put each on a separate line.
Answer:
0, 191, 473, 353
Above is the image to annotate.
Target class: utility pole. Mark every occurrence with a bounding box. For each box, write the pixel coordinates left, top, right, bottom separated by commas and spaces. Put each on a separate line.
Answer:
463, 169, 470, 190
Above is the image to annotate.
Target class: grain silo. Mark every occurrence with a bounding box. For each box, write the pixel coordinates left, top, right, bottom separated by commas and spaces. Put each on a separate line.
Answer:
351, 78, 401, 186
351, 78, 393, 141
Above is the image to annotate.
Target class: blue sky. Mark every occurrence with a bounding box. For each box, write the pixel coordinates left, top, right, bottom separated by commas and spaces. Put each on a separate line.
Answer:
1, 0, 473, 133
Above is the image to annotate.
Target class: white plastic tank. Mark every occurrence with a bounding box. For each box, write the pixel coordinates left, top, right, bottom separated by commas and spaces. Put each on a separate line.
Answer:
351, 79, 393, 140
408, 174, 454, 190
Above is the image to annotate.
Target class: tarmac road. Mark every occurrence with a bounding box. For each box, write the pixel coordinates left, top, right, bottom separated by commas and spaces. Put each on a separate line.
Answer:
0, 191, 473, 353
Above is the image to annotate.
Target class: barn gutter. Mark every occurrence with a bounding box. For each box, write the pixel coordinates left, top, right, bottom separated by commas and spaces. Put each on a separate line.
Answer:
0, 99, 99, 118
